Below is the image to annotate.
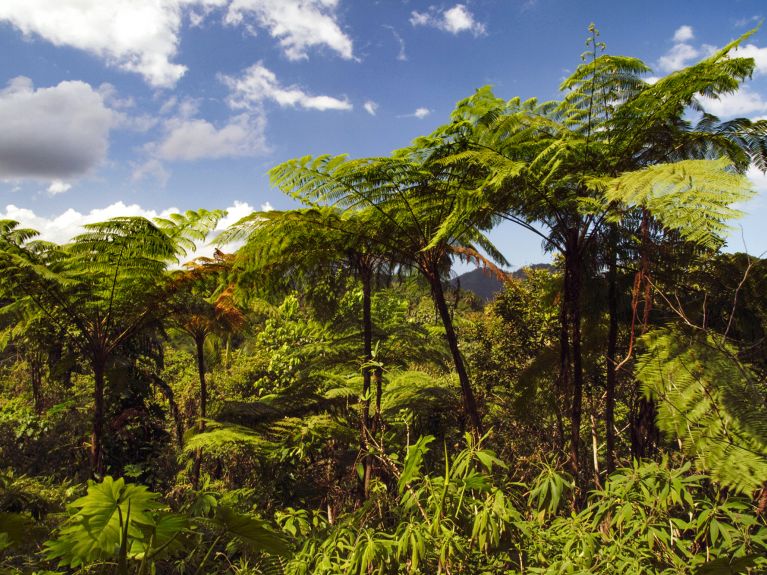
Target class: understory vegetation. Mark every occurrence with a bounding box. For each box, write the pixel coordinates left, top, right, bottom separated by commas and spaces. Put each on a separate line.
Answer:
3, 26, 767, 574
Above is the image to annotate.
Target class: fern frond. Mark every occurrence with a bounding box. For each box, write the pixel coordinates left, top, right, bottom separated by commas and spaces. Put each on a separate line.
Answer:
636, 327, 767, 492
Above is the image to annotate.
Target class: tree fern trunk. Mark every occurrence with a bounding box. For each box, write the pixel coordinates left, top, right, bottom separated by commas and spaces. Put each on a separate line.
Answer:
630, 209, 659, 460
92, 358, 106, 478
192, 333, 207, 489
568, 242, 584, 478
361, 267, 373, 497
605, 224, 618, 474
430, 273, 483, 435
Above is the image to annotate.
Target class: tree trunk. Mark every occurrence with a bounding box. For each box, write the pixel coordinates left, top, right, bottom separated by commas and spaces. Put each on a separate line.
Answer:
152, 375, 184, 448
92, 359, 106, 477
630, 209, 659, 460
429, 273, 483, 435
360, 268, 374, 497
363, 366, 384, 496
566, 235, 584, 478
192, 333, 207, 489
605, 224, 618, 474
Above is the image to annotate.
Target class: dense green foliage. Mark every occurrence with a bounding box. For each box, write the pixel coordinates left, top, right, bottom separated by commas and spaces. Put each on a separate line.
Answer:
2, 25, 767, 575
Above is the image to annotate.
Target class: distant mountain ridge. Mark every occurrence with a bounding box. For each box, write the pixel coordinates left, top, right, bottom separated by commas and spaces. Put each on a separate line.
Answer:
450, 264, 554, 302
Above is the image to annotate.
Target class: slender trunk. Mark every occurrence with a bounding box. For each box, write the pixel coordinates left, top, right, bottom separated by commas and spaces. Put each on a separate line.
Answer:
360, 268, 373, 497
192, 333, 207, 489
630, 210, 658, 460
196, 335, 207, 423
567, 236, 584, 478
430, 273, 483, 435
363, 366, 383, 496
558, 253, 571, 456
152, 375, 184, 449
605, 225, 618, 474
92, 358, 106, 478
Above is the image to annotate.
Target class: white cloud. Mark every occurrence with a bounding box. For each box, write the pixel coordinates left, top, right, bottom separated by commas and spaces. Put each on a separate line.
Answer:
363, 100, 378, 116
653, 32, 767, 120
152, 113, 268, 161
222, 63, 352, 111
734, 43, 767, 75
0, 0, 352, 88
0, 77, 113, 180
47, 180, 72, 195
748, 165, 767, 195
0, 0, 213, 88
260, 201, 274, 211
214, 199, 258, 230
224, 0, 353, 60
699, 87, 767, 117
657, 25, 767, 76
658, 42, 699, 73
410, 4, 485, 36
672, 25, 694, 43
414, 107, 431, 119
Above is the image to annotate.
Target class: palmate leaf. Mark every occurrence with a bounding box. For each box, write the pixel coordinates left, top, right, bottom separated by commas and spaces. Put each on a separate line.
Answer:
606, 158, 753, 249
45, 476, 163, 567
636, 328, 767, 493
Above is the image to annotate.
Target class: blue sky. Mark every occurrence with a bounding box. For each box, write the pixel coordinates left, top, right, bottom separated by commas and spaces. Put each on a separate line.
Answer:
1, 0, 766, 267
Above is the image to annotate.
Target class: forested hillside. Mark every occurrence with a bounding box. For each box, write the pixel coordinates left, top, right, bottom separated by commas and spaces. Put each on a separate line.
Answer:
2, 26, 767, 574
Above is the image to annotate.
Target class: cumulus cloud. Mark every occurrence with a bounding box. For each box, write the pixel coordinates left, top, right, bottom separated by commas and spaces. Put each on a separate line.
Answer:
0, 77, 113, 180
214, 199, 258, 230
658, 41, 699, 73
748, 165, 767, 195
653, 28, 767, 119
657, 25, 767, 76
0, 0, 352, 88
0, 0, 208, 88
410, 4, 485, 36
699, 87, 767, 117
222, 63, 352, 111
363, 100, 378, 116
672, 25, 694, 43
151, 113, 268, 161
414, 107, 431, 119
733, 43, 767, 75
224, 0, 353, 60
